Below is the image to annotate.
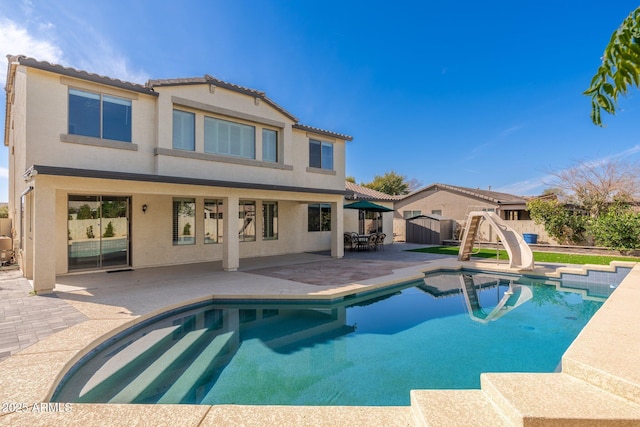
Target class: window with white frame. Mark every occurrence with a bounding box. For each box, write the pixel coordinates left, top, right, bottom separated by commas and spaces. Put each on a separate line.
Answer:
262, 201, 278, 240
308, 203, 331, 231
173, 110, 195, 151
309, 139, 333, 170
403, 210, 421, 219
204, 116, 255, 159
204, 199, 223, 244
238, 201, 256, 242
173, 198, 195, 245
68, 89, 132, 142
262, 129, 278, 162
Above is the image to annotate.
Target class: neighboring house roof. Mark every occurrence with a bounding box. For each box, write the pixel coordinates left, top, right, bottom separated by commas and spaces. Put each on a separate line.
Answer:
400, 183, 526, 205
345, 181, 399, 201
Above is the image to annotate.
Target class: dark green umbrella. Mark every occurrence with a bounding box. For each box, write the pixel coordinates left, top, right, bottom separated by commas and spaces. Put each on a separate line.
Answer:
344, 200, 393, 235
343, 200, 393, 212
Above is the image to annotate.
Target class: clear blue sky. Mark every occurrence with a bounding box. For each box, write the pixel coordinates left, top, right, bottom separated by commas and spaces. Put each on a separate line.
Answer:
1, 1, 639, 201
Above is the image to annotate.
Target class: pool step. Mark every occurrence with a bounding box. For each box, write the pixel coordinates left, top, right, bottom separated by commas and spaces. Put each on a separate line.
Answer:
157, 331, 236, 404
481, 372, 640, 426
109, 328, 210, 403
411, 389, 510, 427
78, 324, 181, 402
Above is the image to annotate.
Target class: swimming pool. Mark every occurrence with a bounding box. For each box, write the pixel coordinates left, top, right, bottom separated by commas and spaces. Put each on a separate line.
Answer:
52, 269, 616, 406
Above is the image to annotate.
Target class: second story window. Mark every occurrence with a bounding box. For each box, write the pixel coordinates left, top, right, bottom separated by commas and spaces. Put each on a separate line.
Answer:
309, 139, 333, 170
205, 117, 255, 159
173, 110, 195, 151
262, 129, 277, 162
68, 89, 131, 142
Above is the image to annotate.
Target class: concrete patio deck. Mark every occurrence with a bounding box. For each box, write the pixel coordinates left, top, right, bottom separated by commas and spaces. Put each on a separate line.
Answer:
1, 243, 639, 426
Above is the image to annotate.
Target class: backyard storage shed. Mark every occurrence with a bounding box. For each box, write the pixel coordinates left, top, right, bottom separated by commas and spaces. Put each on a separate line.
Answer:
405, 214, 455, 245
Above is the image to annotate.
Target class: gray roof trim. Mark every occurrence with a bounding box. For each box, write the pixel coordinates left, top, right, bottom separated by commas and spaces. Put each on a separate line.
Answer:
30, 165, 349, 196
293, 124, 353, 141
9, 55, 157, 96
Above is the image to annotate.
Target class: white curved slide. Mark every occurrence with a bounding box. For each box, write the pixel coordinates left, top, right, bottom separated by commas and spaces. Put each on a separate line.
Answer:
458, 211, 535, 270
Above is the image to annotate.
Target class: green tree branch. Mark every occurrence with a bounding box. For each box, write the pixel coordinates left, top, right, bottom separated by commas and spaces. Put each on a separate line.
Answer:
585, 7, 640, 126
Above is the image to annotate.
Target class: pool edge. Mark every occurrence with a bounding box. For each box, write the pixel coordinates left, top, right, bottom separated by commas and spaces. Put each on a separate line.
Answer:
1, 259, 639, 426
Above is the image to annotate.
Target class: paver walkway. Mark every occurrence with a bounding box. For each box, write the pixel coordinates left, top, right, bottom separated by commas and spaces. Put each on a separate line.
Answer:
0, 268, 88, 361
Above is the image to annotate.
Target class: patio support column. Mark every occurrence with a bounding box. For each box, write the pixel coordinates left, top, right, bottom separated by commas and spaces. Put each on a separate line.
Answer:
223, 195, 239, 271
331, 200, 343, 258
31, 181, 56, 293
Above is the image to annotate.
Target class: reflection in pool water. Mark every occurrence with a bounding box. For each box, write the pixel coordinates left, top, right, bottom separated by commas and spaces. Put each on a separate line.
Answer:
53, 270, 617, 406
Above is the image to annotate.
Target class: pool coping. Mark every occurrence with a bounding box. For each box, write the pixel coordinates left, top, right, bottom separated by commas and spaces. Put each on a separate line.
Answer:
1, 258, 639, 426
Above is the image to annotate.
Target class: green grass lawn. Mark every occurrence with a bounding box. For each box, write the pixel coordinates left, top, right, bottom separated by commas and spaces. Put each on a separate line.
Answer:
409, 246, 640, 265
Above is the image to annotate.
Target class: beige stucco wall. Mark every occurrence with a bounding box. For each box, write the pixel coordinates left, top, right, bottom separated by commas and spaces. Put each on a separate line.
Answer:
7, 62, 351, 291
33, 175, 342, 275
7, 66, 28, 257
153, 84, 347, 192
393, 189, 498, 241
394, 189, 498, 221
13, 67, 348, 195
22, 68, 158, 174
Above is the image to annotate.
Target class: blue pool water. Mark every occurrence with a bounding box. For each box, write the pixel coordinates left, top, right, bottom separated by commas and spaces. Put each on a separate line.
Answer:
53, 270, 617, 406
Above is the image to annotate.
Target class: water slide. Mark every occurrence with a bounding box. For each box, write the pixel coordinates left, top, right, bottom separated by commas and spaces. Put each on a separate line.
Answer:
458, 211, 534, 270
459, 274, 533, 323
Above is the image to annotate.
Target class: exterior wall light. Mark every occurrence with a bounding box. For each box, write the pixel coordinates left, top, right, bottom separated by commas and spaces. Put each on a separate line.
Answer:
142, 204, 148, 214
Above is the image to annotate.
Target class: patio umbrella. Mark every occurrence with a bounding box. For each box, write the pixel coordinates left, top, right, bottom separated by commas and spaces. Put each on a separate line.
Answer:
344, 200, 393, 234
343, 200, 393, 212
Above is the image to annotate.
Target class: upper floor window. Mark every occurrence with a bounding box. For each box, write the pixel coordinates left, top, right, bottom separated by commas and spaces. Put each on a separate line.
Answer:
262, 129, 278, 162
205, 116, 255, 159
173, 110, 195, 151
309, 139, 333, 170
68, 89, 131, 142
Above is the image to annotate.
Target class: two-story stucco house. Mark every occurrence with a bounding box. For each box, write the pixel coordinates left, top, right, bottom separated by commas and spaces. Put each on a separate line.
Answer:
4, 55, 352, 293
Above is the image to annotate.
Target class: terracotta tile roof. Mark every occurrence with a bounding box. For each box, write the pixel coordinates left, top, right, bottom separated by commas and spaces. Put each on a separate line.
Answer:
7, 55, 353, 144
147, 76, 354, 141
6, 55, 156, 96
345, 181, 400, 201
402, 183, 526, 205
148, 75, 299, 122
293, 124, 353, 142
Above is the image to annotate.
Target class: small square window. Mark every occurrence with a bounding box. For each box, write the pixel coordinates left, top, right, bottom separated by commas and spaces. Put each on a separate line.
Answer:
309, 139, 333, 170
68, 89, 131, 142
